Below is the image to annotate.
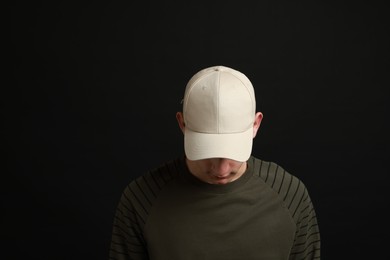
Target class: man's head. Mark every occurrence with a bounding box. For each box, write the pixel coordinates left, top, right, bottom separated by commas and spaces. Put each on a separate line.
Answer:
176, 65, 263, 163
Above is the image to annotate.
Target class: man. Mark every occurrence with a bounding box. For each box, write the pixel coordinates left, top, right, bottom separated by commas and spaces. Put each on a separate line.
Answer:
109, 65, 321, 259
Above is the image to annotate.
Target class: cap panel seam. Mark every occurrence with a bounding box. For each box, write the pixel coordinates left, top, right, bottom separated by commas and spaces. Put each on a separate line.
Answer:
217, 71, 221, 134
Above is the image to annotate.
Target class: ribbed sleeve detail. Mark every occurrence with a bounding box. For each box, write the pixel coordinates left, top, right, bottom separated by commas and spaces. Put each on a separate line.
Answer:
109, 160, 181, 260
254, 158, 321, 260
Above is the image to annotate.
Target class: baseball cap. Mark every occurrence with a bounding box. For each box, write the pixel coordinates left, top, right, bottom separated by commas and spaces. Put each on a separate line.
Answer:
182, 65, 256, 162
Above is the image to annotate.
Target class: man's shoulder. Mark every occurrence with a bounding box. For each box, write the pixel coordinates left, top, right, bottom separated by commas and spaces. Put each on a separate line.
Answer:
117, 157, 184, 210
250, 156, 308, 198
251, 156, 313, 222
128, 157, 184, 192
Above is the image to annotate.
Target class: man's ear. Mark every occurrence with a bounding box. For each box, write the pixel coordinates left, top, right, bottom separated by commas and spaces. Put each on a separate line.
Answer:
176, 112, 185, 134
252, 112, 263, 138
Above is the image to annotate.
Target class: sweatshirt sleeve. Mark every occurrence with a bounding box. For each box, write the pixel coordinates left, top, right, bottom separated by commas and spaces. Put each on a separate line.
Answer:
109, 184, 149, 260
289, 187, 321, 260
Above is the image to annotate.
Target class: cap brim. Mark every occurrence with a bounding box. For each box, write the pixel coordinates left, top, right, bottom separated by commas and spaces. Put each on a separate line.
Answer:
184, 127, 253, 162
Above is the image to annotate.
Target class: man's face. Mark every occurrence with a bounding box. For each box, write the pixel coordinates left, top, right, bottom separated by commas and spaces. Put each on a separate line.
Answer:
186, 158, 247, 185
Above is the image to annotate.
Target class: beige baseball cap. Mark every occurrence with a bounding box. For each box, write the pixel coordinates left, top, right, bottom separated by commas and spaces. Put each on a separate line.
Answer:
182, 65, 256, 162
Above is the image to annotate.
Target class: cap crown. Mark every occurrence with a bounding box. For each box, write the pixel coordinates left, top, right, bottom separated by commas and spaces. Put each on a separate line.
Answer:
183, 66, 256, 134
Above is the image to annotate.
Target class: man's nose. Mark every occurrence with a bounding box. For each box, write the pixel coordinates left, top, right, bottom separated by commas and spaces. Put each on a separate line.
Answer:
213, 158, 231, 173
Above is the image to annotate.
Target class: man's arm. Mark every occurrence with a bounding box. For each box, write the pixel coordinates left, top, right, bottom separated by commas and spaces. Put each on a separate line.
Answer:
109, 185, 149, 260
289, 188, 321, 260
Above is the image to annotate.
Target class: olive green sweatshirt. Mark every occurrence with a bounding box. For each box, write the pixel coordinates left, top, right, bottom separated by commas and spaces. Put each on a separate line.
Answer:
109, 156, 320, 259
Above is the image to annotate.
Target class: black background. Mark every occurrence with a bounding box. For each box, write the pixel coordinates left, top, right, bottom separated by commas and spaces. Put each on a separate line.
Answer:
4, 1, 389, 259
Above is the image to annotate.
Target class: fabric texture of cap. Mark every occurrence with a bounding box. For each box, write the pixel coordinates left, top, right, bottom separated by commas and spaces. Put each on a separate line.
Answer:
182, 65, 256, 162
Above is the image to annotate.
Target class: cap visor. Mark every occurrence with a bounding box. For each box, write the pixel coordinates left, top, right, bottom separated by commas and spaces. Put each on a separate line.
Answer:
184, 127, 253, 162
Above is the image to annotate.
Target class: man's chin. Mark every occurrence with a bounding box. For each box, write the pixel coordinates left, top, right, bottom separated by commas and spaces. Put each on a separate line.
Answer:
210, 177, 232, 185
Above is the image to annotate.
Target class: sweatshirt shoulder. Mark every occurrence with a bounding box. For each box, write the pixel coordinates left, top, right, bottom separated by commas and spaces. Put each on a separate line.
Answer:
127, 157, 183, 197
117, 158, 183, 224
251, 157, 311, 221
